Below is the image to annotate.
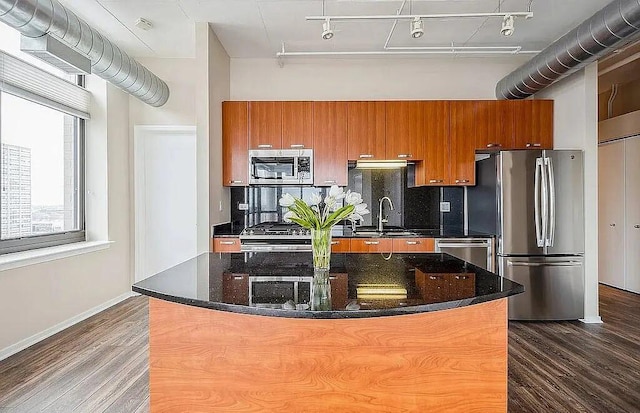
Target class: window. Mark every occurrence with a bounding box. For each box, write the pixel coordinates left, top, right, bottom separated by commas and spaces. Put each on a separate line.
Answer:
0, 29, 89, 254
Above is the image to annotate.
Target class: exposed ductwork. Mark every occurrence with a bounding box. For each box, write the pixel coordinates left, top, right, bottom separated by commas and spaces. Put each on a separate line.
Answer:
496, 0, 640, 99
0, 0, 169, 107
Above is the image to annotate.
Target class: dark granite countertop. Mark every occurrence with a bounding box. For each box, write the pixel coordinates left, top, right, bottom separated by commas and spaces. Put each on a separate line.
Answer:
132, 252, 522, 319
212, 223, 494, 239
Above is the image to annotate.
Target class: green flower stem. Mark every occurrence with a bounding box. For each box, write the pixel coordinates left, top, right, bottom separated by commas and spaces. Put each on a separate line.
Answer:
311, 228, 332, 270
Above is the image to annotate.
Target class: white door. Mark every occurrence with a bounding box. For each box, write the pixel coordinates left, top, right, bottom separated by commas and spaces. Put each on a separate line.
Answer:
135, 126, 197, 282
598, 141, 625, 289
625, 137, 640, 293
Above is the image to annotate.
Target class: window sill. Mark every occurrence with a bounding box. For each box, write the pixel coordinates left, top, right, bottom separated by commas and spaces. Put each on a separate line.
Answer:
0, 241, 113, 272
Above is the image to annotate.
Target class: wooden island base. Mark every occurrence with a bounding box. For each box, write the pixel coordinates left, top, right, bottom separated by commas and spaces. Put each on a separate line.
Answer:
149, 298, 508, 412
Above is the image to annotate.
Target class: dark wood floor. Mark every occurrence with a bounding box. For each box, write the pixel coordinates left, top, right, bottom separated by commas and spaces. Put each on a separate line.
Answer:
0, 285, 638, 412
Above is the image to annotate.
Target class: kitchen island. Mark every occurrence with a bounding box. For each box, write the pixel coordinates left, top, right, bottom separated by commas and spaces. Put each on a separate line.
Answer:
133, 252, 523, 412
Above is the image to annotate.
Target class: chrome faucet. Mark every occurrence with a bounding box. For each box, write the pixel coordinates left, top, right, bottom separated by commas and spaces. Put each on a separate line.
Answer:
378, 197, 394, 232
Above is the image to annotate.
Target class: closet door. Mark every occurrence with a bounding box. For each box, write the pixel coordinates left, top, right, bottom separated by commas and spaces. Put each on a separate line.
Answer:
598, 141, 625, 289
625, 137, 640, 293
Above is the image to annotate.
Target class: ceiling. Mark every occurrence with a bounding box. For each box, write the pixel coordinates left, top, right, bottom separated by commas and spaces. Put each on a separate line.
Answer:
57, 0, 609, 59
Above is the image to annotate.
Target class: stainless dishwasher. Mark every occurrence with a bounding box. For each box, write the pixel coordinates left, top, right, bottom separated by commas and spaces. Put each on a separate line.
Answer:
434, 238, 494, 272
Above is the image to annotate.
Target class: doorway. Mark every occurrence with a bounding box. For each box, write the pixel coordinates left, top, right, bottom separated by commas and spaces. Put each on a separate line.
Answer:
134, 126, 197, 282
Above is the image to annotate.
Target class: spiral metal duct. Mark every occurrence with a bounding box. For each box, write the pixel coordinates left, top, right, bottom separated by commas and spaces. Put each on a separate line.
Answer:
0, 0, 169, 106
496, 0, 640, 99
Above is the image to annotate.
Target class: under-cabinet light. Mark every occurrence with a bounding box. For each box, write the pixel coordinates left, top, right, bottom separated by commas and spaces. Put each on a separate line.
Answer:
355, 160, 408, 169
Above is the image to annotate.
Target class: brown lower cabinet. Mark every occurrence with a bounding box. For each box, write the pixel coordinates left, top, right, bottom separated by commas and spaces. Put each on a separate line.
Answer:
392, 237, 435, 253
343, 237, 435, 253
349, 238, 394, 253
415, 272, 476, 304
212, 237, 241, 253
222, 273, 249, 305
329, 273, 349, 310
331, 238, 351, 252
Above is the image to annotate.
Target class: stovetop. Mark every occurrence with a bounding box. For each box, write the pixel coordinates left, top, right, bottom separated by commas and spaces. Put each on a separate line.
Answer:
240, 222, 311, 238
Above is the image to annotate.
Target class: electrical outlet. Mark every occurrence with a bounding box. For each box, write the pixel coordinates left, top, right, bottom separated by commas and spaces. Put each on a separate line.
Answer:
440, 202, 451, 213
238, 203, 249, 211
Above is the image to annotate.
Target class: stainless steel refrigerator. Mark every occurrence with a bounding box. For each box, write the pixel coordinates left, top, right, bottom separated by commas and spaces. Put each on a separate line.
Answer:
468, 150, 584, 320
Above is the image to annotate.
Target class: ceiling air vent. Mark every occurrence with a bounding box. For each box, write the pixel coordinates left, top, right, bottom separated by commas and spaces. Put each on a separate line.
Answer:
20, 34, 91, 75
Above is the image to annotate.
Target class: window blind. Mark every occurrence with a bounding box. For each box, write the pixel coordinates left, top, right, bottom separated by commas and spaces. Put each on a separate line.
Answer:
0, 50, 90, 119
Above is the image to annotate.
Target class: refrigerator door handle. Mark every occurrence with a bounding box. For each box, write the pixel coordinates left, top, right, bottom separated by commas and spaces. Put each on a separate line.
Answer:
534, 158, 544, 247
507, 261, 582, 267
546, 156, 556, 247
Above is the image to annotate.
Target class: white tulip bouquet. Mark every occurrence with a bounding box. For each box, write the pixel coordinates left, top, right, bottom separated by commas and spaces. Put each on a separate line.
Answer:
278, 185, 370, 230
279, 186, 370, 272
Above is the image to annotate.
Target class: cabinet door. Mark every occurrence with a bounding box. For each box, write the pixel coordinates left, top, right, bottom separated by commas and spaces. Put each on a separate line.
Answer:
331, 238, 351, 252
329, 273, 349, 310
385, 101, 424, 161
625, 137, 640, 293
212, 237, 241, 253
313, 101, 348, 186
421, 101, 450, 185
475, 100, 514, 150
513, 100, 554, 149
446, 274, 476, 300
282, 101, 313, 149
415, 272, 449, 304
392, 238, 435, 253
449, 101, 476, 186
598, 142, 625, 289
222, 273, 249, 305
222, 101, 249, 186
347, 101, 386, 160
350, 238, 393, 253
249, 101, 282, 149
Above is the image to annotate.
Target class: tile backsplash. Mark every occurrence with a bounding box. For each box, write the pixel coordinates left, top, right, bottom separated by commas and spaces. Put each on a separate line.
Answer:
229, 165, 464, 230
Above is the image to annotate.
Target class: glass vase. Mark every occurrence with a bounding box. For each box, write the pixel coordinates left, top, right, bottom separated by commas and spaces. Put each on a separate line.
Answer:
311, 228, 332, 270
311, 268, 332, 311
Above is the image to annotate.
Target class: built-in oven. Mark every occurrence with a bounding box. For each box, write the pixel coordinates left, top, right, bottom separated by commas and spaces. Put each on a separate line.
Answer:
249, 149, 313, 185
249, 276, 312, 309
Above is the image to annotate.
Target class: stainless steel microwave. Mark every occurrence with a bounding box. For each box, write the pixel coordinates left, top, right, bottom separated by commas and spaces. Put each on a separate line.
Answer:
249, 149, 313, 185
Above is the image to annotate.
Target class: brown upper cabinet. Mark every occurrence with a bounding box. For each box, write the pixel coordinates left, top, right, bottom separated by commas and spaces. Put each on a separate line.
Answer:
249, 101, 282, 149
449, 101, 477, 186
385, 101, 424, 161
249, 101, 314, 150
222, 101, 249, 186
282, 101, 313, 149
313, 101, 348, 186
347, 101, 386, 160
513, 100, 554, 149
475, 100, 515, 150
421, 101, 451, 186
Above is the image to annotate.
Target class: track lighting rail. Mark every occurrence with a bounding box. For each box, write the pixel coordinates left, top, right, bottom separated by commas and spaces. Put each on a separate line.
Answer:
306, 12, 533, 22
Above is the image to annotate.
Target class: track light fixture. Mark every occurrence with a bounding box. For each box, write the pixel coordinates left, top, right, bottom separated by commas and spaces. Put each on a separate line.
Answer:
322, 18, 334, 40
410, 17, 424, 39
501, 14, 515, 36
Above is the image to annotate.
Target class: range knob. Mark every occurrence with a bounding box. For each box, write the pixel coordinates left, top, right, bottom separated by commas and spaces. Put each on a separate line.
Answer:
292, 230, 298, 235
249, 229, 254, 235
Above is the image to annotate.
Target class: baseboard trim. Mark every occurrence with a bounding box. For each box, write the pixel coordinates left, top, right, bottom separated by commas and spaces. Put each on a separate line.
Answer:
579, 316, 603, 324
0, 291, 136, 362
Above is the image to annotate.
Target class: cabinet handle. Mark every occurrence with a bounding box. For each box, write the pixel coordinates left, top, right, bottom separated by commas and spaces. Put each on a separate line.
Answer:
359, 154, 374, 158
610, 223, 616, 227
290, 144, 305, 148
257, 144, 273, 148
526, 143, 542, 148
220, 241, 236, 245
429, 275, 443, 280
364, 241, 380, 245
397, 154, 412, 158
233, 276, 244, 280
406, 241, 419, 245
634, 225, 639, 229
331, 241, 340, 245
324, 180, 337, 184
229, 180, 243, 184
486, 143, 502, 148
429, 179, 444, 183
455, 275, 469, 280
455, 179, 470, 184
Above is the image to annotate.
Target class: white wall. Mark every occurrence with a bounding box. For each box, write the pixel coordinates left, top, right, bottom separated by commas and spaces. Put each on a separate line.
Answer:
230, 56, 528, 100
538, 64, 601, 323
0, 81, 133, 355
